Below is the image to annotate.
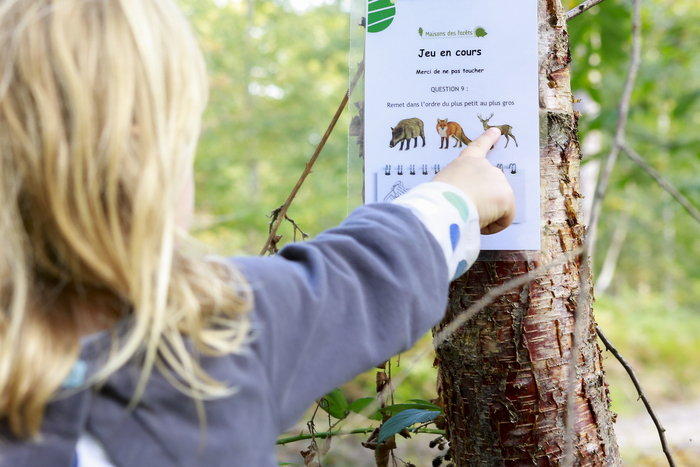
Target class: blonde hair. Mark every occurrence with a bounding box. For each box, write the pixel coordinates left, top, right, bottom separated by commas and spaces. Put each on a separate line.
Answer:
0, 0, 251, 438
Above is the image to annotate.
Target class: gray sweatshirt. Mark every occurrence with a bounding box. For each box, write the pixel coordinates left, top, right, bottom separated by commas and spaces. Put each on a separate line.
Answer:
0, 187, 480, 466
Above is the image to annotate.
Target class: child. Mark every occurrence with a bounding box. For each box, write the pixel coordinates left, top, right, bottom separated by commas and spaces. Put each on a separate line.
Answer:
0, 0, 514, 466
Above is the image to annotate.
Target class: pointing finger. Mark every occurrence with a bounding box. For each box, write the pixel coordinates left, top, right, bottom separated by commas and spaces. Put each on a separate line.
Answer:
458, 127, 501, 159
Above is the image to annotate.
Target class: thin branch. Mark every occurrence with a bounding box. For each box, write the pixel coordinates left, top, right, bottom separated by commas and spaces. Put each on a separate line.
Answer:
621, 143, 700, 225
277, 427, 445, 445
596, 201, 631, 294
588, 0, 642, 242
285, 214, 310, 242
259, 60, 365, 256
432, 246, 584, 350
410, 420, 438, 433
596, 325, 677, 467
566, 0, 608, 22
336, 247, 585, 436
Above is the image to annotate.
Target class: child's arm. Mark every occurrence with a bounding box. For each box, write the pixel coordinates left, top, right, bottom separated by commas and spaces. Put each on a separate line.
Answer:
389, 128, 515, 281
234, 202, 450, 430
233, 129, 515, 432
432, 127, 516, 234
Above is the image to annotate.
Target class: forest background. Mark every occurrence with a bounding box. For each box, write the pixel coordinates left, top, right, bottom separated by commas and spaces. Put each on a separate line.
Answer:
180, 0, 700, 464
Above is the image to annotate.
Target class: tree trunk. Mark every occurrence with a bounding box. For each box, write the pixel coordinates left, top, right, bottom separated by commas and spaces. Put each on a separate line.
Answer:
433, 1, 623, 465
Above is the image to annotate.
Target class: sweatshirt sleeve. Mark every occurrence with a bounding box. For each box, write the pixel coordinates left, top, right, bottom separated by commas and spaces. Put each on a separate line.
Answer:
232, 203, 453, 431
391, 181, 481, 281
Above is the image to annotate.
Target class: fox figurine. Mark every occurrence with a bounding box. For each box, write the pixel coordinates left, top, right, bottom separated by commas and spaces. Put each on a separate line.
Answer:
436, 118, 472, 149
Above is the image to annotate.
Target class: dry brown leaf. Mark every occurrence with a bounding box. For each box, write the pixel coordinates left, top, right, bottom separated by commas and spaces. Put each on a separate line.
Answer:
375, 371, 389, 393
301, 447, 321, 467
374, 436, 396, 467
320, 435, 332, 455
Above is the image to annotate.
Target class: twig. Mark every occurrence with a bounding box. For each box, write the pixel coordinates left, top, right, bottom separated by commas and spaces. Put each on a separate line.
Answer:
333, 247, 586, 438
620, 143, 700, 225
277, 428, 445, 445
587, 0, 642, 243
310, 397, 325, 421
326, 248, 593, 462
566, 0, 608, 22
595, 325, 677, 467
259, 60, 365, 256
285, 214, 310, 242
410, 420, 438, 433
432, 246, 584, 350
596, 195, 632, 294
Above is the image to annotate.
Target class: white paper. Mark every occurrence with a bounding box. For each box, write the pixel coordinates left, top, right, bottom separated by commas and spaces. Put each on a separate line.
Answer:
364, 0, 540, 250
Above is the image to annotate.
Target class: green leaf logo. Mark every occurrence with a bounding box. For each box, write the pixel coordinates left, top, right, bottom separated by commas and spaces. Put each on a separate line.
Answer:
475, 26, 487, 38
368, 0, 396, 33
418, 27, 423, 37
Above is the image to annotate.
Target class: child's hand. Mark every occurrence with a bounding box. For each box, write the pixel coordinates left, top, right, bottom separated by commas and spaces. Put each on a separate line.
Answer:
432, 128, 516, 234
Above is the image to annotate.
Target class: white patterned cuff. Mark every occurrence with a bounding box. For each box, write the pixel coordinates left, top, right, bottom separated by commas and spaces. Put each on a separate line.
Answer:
392, 181, 481, 281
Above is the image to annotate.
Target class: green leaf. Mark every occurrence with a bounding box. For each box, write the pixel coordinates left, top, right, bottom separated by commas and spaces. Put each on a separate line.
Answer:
377, 409, 441, 445
348, 397, 382, 420
318, 388, 349, 420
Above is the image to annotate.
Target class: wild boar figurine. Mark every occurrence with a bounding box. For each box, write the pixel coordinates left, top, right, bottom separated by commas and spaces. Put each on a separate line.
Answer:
389, 118, 425, 150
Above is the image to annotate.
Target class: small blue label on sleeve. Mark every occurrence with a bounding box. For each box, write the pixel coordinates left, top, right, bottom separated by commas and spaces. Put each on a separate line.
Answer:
449, 223, 460, 251
442, 191, 469, 222
452, 260, 469, 281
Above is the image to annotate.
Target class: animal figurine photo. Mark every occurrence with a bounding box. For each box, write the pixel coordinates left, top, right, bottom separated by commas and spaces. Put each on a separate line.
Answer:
389, 117, 425, 151
477, 113, 518, 148
436, 118, 472, 149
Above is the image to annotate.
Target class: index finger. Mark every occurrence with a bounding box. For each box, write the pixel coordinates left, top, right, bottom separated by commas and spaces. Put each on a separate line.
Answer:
458, 127, 502, 159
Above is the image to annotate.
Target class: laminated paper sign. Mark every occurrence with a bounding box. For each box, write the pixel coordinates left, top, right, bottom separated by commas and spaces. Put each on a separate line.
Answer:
364, 0, 540, 250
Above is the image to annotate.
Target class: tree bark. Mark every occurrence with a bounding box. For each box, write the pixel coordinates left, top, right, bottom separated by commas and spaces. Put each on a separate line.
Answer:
433, 1, 623, 465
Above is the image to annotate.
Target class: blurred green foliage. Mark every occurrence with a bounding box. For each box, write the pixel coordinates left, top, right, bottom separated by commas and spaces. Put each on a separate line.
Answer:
182, 0, 700, 461
564, 0, 700, 421
564, 0, 700, 306
181, 0, 352, 255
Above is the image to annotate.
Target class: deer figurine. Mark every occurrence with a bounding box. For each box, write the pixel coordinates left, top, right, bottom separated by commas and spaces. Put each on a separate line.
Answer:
477, 113, 518, 148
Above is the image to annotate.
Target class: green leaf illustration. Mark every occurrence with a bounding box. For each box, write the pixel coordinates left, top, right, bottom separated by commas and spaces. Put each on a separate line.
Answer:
367, 0, 396, 33
418, 27, 423, 37
475, 26, 487, 38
